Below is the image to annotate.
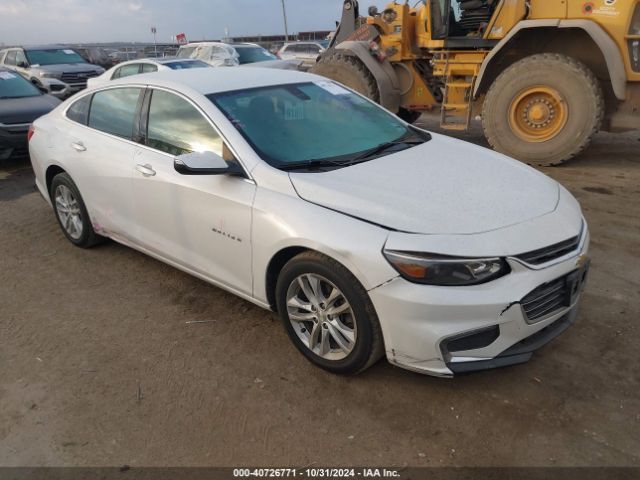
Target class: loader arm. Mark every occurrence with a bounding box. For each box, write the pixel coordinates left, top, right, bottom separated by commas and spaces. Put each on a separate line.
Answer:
328, 0, 360, 49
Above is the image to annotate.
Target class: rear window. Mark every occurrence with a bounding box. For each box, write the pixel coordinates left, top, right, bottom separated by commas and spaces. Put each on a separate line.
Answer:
88, 88, 142, 139
163, 60, 209, 70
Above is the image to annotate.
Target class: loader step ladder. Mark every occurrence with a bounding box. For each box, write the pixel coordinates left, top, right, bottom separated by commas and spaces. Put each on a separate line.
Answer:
432, 51, 487, 131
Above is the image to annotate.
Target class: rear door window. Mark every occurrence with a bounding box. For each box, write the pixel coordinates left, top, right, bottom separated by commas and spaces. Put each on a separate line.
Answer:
140, 63, 158, 73
112, 63, 141, 80
66, 94, 92, 125
88, 88, 142, 139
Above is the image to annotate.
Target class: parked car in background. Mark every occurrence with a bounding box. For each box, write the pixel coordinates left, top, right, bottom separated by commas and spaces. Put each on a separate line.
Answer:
0, 67, 59, 160
74, 47, 114, 70
0, 45, 104, 99
29, 68, 589, 377
230, 43, 301, 70
88, 58, 210, 87
277, 41, 327, 68
108, 49, 141, 64
177, 42, 240, 67
177, 42, 300, 70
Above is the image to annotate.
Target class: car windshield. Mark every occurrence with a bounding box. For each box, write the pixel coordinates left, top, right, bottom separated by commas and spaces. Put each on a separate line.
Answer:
25, 49, 87, 65
209, 81, 427, 170
234, 46, 277, 64
164, 60, 210, 70
0, 70, 41, 98
176, 47, 197, 59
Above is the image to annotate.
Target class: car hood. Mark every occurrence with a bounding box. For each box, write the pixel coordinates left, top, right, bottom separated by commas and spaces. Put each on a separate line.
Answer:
0, 94, 60, 125
32, 63, 102, 73
289, 134, 560, 235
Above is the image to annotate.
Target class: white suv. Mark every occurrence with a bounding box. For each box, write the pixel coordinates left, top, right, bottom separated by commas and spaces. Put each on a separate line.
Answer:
277, 42, 328, 68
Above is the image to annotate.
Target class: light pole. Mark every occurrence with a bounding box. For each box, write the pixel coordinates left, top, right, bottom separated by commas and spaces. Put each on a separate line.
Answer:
151, 26, 157, 57
281, 0, 289, 42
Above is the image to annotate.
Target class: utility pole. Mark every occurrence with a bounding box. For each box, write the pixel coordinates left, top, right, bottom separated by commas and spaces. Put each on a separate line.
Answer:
281, 0, 289, 42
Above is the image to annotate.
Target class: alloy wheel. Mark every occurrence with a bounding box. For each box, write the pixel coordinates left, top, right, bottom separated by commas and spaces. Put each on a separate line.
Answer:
286, 273, 357, 361
54, 184, 84, 240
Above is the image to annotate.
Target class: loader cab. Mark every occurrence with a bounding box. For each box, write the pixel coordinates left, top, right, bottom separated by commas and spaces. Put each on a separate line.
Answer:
429, 0, 499, 48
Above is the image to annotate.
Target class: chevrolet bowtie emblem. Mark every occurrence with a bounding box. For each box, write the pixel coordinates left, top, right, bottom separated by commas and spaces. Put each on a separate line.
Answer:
576, 254, 588, 268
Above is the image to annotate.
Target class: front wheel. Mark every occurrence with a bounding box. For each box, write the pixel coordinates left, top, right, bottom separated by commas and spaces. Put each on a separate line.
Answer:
275, 251, 384, 375
482, 53, 604, 166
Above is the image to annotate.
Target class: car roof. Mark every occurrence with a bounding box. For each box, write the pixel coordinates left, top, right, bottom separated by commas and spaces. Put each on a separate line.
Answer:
228, 43, 260, 48
22, 44, 69, 51
115, 58, 202, 66
180, 42, 227, 47
112, 67, 322, 95
283, 41, 323, 46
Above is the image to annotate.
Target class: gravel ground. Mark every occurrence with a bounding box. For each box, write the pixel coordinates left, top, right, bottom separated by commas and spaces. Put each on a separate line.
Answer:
1, 117, 639, 467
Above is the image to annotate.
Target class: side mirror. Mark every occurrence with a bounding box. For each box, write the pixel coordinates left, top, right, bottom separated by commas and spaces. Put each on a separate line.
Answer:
17, 61, 29, 68
174, 151, 242, 176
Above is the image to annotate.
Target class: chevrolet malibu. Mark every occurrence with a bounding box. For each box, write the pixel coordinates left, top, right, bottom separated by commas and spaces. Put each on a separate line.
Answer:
28, 68, 589, 377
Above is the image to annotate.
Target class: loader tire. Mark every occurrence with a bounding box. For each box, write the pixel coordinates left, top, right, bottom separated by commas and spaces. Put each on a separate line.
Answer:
311, 52, 380, 102
482, 53, 604, 166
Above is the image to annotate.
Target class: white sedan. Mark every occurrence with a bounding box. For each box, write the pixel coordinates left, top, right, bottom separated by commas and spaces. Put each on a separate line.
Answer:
87, 58, 210, 88
28, 68, 590, 377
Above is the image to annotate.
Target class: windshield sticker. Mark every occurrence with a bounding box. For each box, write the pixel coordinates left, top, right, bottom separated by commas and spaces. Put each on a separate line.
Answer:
0, 72, 17, 80
284, 100, 304, 121
63, 49, 76, 54
315, 81, 351, 96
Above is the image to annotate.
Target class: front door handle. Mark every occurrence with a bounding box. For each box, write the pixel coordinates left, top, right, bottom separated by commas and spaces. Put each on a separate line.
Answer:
135, 164, 156, 177
71, 141, 86, 152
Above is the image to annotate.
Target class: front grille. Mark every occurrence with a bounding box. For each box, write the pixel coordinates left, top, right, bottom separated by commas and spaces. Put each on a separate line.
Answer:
521, 266, 588, 323
515, 232, 581, 265
521, 276, 568, 322
60, 71, 99, 85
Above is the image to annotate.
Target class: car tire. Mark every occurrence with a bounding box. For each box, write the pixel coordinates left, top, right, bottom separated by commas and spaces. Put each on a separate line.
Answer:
50, 172, 105, 248
275, 251, 385, 375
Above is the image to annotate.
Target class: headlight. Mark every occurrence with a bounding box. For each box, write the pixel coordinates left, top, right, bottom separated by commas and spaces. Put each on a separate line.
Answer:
39, 72, 61, 79
383, 250, 509, 286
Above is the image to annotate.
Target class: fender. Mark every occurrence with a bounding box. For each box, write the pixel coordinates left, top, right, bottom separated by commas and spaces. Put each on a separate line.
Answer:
335, 40, 402, 112
474, 19, 627, 100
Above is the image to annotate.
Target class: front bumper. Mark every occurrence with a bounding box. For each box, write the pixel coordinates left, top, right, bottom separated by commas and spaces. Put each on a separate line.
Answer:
0, 123, 30, 160
39, 78, 72, 99
369, 231, 590, 377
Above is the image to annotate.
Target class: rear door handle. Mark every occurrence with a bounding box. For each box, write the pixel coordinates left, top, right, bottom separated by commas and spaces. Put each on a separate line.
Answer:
71, 141, 86, 152
135, 164, 156, 177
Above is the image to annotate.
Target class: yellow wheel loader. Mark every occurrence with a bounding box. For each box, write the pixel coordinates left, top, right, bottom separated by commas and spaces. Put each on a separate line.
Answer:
311, 0, 640, 165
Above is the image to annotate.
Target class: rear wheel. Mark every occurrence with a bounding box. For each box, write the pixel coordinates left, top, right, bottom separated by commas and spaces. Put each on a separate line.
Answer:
275, 251, 384, 375
50, 173, 104, 248
482, 53, 604, 166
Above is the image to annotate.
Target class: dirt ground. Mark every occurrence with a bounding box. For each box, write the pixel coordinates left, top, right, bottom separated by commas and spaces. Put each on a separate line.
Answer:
1, 115, 639, 467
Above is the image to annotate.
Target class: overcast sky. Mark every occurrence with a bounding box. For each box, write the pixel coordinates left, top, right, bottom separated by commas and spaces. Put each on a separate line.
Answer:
0, 0, 391, 45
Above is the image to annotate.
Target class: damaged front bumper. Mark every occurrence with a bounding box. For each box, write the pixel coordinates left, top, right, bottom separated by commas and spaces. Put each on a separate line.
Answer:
369, 231, 590, 377
39, 78, 72, 99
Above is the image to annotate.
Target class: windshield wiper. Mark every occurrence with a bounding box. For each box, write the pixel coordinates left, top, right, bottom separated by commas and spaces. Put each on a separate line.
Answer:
345, 135, 425, 165
279, 158, 347, 172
